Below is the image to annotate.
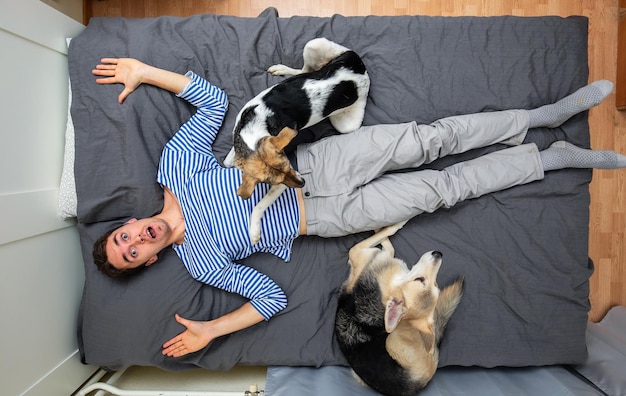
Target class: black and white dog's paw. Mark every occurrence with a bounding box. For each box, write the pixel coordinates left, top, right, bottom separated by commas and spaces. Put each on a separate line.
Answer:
267, 64, 301, 76
249, 217, 262, 245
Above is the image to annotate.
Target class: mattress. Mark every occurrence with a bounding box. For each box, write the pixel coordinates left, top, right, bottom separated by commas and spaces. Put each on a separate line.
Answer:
68, 8, 594, 371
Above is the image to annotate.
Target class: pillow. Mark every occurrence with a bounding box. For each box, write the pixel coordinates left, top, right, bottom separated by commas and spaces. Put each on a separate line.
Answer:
58, 37, 77, 219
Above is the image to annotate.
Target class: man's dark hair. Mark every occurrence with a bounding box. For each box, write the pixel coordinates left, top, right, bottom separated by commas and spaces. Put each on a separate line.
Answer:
92, 228, 146, 278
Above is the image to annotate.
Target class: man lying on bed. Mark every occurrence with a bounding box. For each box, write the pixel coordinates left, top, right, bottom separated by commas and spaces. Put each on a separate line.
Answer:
91, 57, 625, 359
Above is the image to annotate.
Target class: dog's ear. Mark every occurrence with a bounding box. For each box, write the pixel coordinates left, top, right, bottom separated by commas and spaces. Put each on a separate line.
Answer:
258, 127, 297, 166
384, 298, 406, 332
237, 172, 258, 199
257, 128, 297, 158
258, 128, 305, 188
270, 127, 298, 150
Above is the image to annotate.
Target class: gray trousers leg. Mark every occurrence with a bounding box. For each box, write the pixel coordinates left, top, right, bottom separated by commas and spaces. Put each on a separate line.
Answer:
295, 110, 543, 237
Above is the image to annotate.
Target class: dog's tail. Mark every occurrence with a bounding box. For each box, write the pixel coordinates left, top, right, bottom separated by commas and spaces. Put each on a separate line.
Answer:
434, 277, 464, 345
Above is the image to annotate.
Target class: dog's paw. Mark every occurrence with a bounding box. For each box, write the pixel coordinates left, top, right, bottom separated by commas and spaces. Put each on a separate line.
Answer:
268, 64, 299, 76
223, 147, 236, 168
249, 220, 262, 245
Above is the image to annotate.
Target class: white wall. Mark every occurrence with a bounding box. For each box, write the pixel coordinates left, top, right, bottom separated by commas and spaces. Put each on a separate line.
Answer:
0, 1, 93, 395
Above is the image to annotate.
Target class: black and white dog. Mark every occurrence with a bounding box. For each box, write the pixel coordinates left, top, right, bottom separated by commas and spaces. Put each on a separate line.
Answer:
223, 38, 370, 244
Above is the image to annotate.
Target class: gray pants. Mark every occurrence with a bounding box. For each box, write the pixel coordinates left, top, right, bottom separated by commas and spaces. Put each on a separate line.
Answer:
295, 110, 545, 237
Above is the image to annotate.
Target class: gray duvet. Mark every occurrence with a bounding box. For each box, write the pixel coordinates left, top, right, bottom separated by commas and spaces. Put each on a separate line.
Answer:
70, 8, 593, 371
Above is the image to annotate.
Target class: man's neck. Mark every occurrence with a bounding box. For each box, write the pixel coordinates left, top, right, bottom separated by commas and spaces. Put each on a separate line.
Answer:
160, 186, 186, 245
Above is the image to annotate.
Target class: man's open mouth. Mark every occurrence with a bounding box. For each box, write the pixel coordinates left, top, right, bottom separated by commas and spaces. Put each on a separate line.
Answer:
147, 226, 156, 239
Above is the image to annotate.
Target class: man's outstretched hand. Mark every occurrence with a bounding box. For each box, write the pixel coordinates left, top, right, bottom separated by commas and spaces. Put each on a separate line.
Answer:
92, 58, 146, 103
162, 314, 213, 358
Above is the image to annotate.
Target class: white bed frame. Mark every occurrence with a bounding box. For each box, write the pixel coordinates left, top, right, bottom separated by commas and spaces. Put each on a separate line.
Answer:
77, 368, 265, 396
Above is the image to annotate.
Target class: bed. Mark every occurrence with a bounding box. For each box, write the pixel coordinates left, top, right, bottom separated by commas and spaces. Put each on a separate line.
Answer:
67, 6, 595, 379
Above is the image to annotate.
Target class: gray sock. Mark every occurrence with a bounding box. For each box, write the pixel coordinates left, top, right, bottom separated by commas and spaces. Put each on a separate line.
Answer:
540, 141, 626, 171
528, 80, 613, 128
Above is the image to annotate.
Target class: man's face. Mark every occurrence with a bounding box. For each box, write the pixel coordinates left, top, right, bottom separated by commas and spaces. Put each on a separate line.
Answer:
105, 218, 171, 270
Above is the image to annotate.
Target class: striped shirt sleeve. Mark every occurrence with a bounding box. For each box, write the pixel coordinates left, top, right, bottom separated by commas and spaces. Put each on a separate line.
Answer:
169, 72, 229, 159
193, 257, 288, 320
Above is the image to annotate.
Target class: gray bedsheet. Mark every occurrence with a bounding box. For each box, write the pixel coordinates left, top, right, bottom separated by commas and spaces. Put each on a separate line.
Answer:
266, 306, 626, 395
70, 8, 593, 371
265, 365, 603, 396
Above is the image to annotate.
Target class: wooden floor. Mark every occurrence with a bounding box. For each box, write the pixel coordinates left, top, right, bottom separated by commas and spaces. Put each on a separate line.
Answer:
84, 0, 626, 322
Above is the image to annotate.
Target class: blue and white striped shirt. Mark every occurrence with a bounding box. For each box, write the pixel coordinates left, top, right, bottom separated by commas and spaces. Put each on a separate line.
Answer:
157, 72, 300, 320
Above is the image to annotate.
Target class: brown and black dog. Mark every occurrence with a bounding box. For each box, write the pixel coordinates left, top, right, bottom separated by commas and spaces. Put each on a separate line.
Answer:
223, 37, 370, 244
335, 221, 463, 396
